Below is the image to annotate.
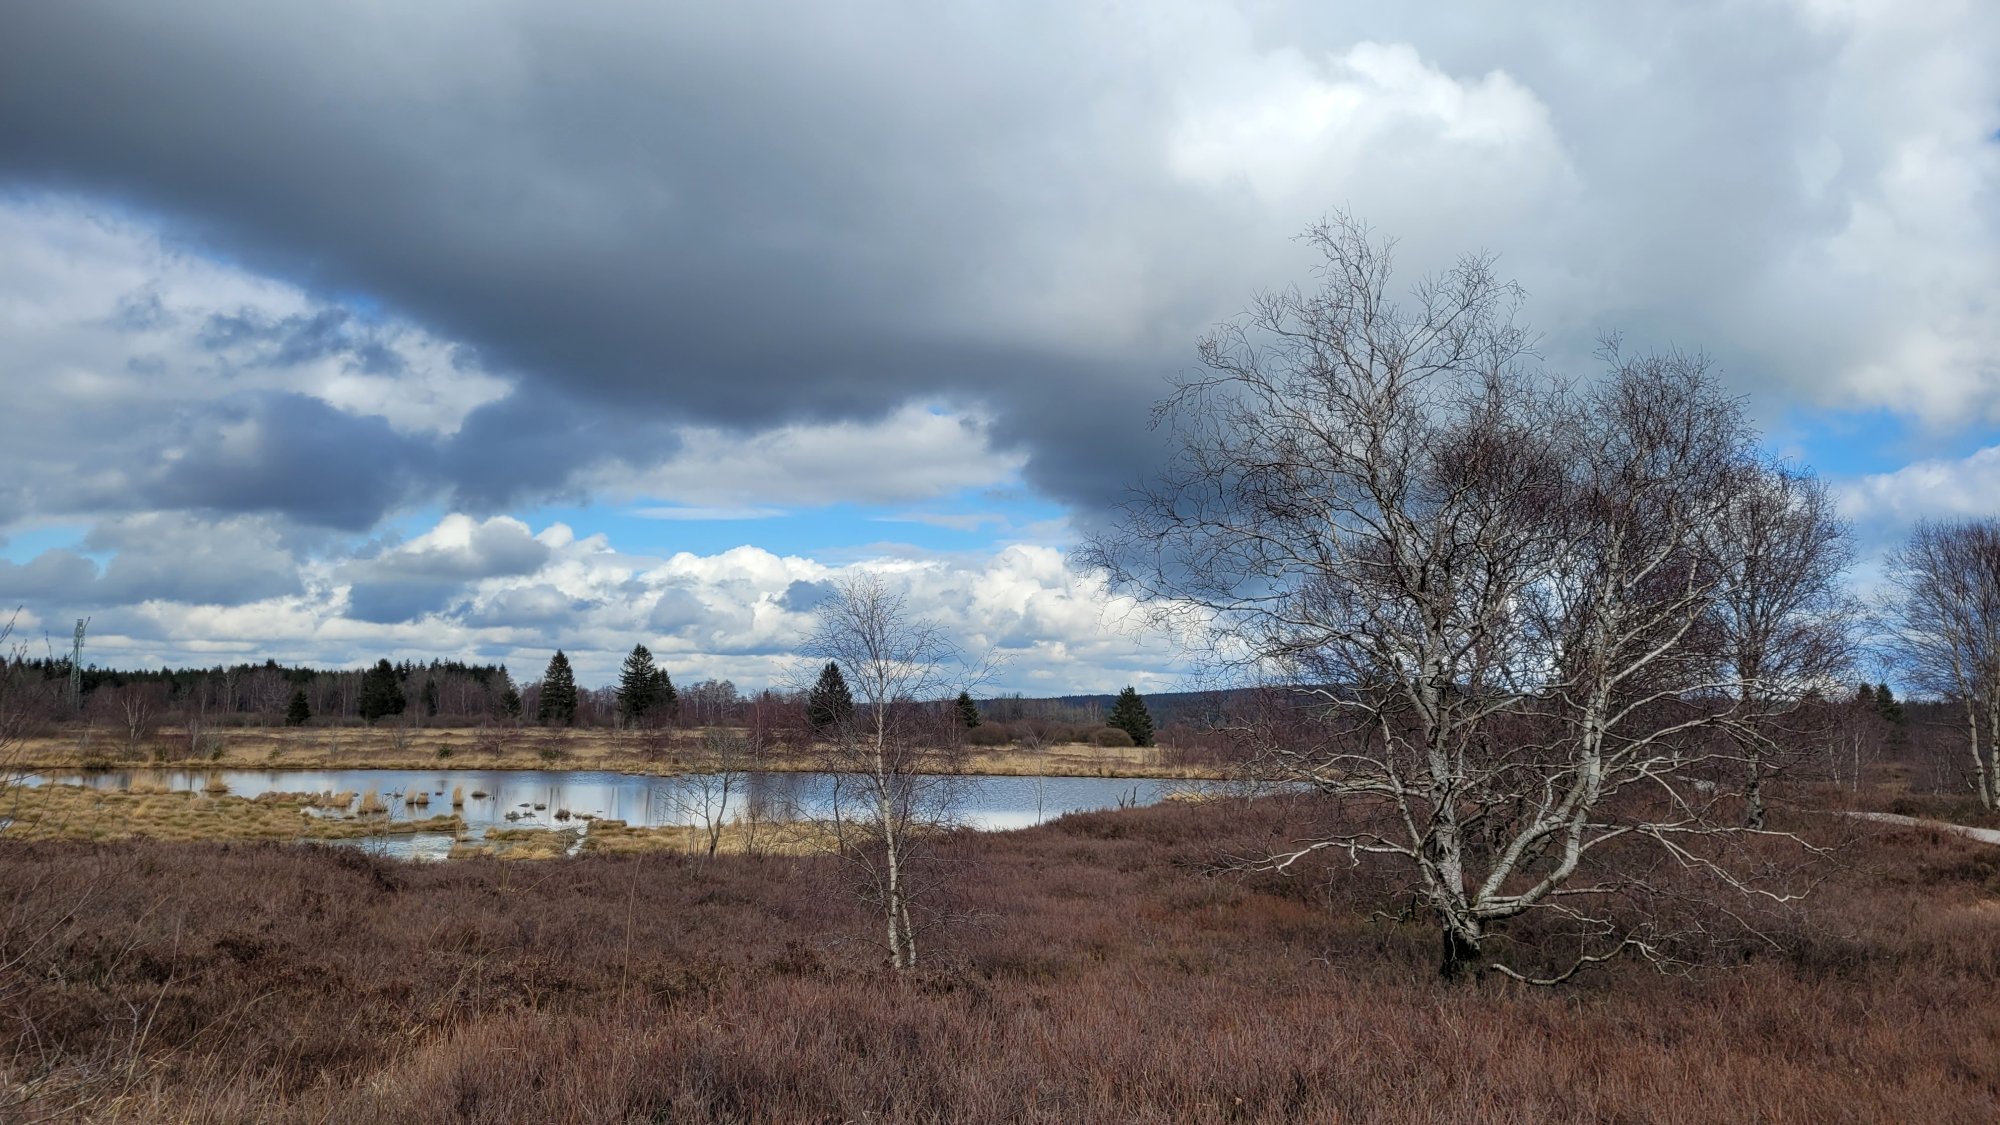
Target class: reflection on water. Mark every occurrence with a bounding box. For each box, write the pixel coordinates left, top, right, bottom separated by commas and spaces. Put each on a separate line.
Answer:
42, 768, 1183, 841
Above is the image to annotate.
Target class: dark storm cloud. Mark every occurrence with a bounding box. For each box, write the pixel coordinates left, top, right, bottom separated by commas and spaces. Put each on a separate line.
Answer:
439, 386, 684, 513
0, 551, 100, 602
143, 392, 435, 531
200, 308, 406, 375
1, 0, 1995, 533
0, 514, 303, 609
0, 0, 1183, 514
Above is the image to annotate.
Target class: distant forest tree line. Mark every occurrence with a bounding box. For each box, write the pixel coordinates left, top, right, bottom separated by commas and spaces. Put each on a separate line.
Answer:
1, 635, 1959, 792
0, 643, 1166, 750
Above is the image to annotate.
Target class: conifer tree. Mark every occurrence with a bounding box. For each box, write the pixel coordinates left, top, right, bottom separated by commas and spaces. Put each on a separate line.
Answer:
1874, 681, 1904, 725
501, 682, 523, 721
955, 689, 981, 728
617, 644, 661, 724
1107, 685, 1154, 747
654, 668, 679, 720
285, 688, 311, 727
807, 661, 854, 734
538, 650, 578, 725
357, 659, 406, 724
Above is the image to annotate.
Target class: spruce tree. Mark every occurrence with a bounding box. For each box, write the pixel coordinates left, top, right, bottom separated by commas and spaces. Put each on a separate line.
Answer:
285, 688, 311, 727
420, 677, 439, 717
1107, 685, 1155, 747
538, 650, 578, 725
1875, 682, 1904, 725
501, 683, 523, 721
357, 659, 406, 724
955, 690, 981, 728
617, 644, 661, 724
807, 661, 854, 734
654, 668, 679, 720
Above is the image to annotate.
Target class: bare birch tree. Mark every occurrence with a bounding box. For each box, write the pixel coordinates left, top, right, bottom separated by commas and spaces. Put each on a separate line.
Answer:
1087, 217, 1841, 981
663, 728, 752, 858
1885, 519, 2000, 808
0, 612, 46, 786
1710, 462, 1854, 826
798, 572, 981, 971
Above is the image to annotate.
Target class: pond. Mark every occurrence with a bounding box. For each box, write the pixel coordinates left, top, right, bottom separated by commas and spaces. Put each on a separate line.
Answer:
36, 767, 1189, 859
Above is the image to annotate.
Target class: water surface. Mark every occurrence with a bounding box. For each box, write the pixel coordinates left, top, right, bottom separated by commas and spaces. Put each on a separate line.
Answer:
43, 767, 1184, 859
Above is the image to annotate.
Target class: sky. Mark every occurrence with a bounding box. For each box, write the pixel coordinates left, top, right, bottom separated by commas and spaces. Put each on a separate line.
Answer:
0, 0, 1995, 690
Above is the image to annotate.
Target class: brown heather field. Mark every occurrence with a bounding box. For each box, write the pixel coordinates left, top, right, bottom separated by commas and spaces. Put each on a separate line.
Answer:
3, 789, 1999, 1123
10, 724, 1220, 780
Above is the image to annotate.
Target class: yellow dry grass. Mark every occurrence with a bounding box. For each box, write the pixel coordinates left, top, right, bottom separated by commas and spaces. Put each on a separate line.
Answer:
448, 826, 580, 861
0, 784, 464, 844
581, 817, 875, 858
11, 725, 1221, 780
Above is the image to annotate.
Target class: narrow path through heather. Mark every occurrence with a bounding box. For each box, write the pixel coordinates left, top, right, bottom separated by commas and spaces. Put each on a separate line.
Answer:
1842, 811, 2000, 846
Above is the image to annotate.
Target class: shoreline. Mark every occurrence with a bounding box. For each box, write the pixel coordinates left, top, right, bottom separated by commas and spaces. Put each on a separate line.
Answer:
6, 724, 1231, 782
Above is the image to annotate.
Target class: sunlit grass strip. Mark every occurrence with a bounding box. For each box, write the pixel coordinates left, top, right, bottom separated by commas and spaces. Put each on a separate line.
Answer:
0, 783, 464, 843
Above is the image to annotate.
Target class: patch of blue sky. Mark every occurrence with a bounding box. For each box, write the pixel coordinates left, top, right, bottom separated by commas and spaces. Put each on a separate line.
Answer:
1770, 406, 2000, 481
0, 522, 96, 565
511, 486, 1069, 560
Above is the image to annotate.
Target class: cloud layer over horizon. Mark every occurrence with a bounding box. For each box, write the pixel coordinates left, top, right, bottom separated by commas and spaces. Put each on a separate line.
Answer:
1, 0, 1996, 687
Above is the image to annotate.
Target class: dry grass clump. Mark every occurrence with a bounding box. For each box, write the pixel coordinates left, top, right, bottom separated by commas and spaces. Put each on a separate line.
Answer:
355, 788, 388, 815
309, 813, 464, 840
450, 785, 464, 807
578, 818, 841, 857
448, 826, 581, 861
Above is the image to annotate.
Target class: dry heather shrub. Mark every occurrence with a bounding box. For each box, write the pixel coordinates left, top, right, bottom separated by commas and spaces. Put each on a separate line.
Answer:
6, 794, 2000, 1122
964, 722, 1012, 747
